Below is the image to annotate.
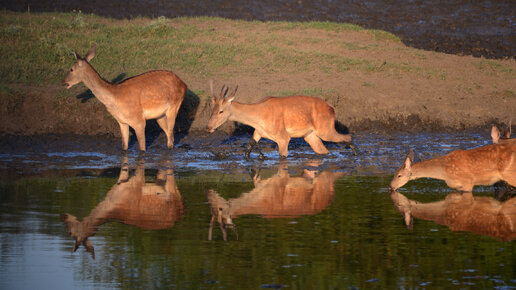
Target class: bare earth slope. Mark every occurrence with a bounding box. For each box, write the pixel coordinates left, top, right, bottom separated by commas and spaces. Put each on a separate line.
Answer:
0, 17, 514, 136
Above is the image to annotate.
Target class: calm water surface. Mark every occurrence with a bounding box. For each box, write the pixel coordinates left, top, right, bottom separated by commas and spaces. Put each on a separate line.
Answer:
0, 132, 515, 289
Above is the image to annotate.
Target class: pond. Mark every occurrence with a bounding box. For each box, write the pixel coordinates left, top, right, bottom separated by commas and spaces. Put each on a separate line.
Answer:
0, 132, 515, 289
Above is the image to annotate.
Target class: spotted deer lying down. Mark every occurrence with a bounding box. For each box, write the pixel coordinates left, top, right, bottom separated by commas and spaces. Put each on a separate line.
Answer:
205, 81, 356, 158
62, 45, 187, 151
389, 143, 516, 192
61, 156, 184, 258
390, 191, 516, 241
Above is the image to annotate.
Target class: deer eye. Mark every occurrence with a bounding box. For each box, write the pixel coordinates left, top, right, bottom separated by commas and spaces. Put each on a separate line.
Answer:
398, 175, 402, 178
218, 110, 223, 114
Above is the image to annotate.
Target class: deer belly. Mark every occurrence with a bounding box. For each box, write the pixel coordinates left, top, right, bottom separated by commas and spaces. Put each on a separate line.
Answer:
143, 107, 167, 120
286, 127, 312, 138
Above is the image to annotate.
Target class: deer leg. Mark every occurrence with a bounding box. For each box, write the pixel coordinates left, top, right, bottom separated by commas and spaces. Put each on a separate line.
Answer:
276, 137, 290, 158
156, 116, 171, 148
245, 131, 264, 160
133, 122, 147, 152
119, 122, 130, 151
165, 104, 181, 148
304, 132, 329, 155
318, 129, 357, 155
208, 215, 215, 241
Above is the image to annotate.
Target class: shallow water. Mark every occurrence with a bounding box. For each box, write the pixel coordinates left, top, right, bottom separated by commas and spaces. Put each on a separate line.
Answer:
0, 132, 515, 289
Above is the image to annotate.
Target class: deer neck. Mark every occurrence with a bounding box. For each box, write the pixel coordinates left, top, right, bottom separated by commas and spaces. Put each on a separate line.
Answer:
411, 158, 447, 181
81, 63, 116, 107
228, 102, 266, 131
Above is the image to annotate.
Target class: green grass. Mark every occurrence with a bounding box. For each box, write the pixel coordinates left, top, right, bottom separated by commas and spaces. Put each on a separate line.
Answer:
0, 11, 410, 89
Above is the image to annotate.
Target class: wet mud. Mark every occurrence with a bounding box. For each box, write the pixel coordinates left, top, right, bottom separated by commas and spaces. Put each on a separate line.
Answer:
0, 130, 497, 179
3, 0, 515, 58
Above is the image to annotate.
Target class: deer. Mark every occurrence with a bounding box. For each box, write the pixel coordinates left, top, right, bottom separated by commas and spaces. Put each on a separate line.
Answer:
389, 142, 516, 192
61, 44, 187, 151
490, 121, 516, 200
491, 120, 514, 144
206, 161, 345, 240
205, 81, 356, 159
61, 156, 184, 258
390, 190, 516, 241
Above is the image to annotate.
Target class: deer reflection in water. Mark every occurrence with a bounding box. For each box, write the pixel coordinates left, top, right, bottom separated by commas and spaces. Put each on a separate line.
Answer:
390, 190, 516, 241
61, 156, 184, 258
206, 161, 346, 240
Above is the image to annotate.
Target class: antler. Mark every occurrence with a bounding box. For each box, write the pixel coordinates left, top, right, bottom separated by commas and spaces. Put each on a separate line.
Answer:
209, 80, 238, 101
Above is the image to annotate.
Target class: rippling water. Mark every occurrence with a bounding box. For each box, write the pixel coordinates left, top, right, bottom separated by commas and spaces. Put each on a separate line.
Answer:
1, 132, 515, 289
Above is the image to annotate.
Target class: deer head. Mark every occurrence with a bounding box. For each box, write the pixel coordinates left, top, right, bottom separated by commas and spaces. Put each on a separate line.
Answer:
206, 80, 238, 133
389, 149, 415, 192
60, 213, 96, 259
61, 44, 96, 89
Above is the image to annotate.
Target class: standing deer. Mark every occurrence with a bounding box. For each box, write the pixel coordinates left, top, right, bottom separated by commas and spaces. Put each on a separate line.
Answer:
206, 161, 345, 240
205, 81, 356, 158
390, 190, 516, 241
61, 156, 184, 258
62, 45, 187, 151
389, 143, 516, 192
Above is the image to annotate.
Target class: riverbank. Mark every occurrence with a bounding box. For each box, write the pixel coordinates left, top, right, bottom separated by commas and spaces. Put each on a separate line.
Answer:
0, 12, 514, 138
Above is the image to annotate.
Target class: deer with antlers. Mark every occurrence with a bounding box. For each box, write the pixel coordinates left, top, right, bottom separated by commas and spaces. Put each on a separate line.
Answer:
205, 81, 356, 159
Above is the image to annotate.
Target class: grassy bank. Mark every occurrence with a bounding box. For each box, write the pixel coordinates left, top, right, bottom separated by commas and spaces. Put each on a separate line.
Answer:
0, 10, 515, 135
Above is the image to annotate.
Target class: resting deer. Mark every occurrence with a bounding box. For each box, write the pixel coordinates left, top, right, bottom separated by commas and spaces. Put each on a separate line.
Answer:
61, 156, 184, 258
389, 143, 516, 192
206, 161, 345, 240
62, 45, 187, 151
390, 190, 516, 241
491, 121, 514, 144
205, 81, 356, 158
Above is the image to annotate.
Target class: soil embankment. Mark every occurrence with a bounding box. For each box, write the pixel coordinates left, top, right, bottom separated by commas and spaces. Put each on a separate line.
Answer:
0, 16, 514, 138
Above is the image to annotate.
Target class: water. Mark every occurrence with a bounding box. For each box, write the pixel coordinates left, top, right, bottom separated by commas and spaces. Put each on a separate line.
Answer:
0, 132, 515, 289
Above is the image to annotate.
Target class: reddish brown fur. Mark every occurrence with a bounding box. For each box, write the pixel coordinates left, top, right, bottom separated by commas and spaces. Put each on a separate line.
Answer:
206, 162, 344, 240
62, 45, 187, 151
206, 82, 353, 157
390, 191, 516, 241
390, 143, 516, 192
62, 157, 184, 257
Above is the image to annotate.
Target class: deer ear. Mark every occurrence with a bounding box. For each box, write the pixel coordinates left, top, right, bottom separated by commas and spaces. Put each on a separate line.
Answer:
226, 97, 235, 104
491, 125, 500, 144
84, 44, 96, 62
503, 121, 511, 139
407, 149, 414, 163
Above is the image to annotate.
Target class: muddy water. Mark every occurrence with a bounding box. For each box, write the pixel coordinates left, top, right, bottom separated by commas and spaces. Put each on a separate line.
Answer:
1, 132, 516, 289
3, 0, 515, 58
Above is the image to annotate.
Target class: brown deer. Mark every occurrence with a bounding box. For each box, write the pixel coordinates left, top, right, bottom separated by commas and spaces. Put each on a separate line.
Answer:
389, 143, 516, 192
490, 121, 516, 200
390, 190, 516, 241
206, 161, 345, 240
62, 45, 187, 151
61, 156, 184, 258
205, 81, 356, 158
491, 121, 514, 144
